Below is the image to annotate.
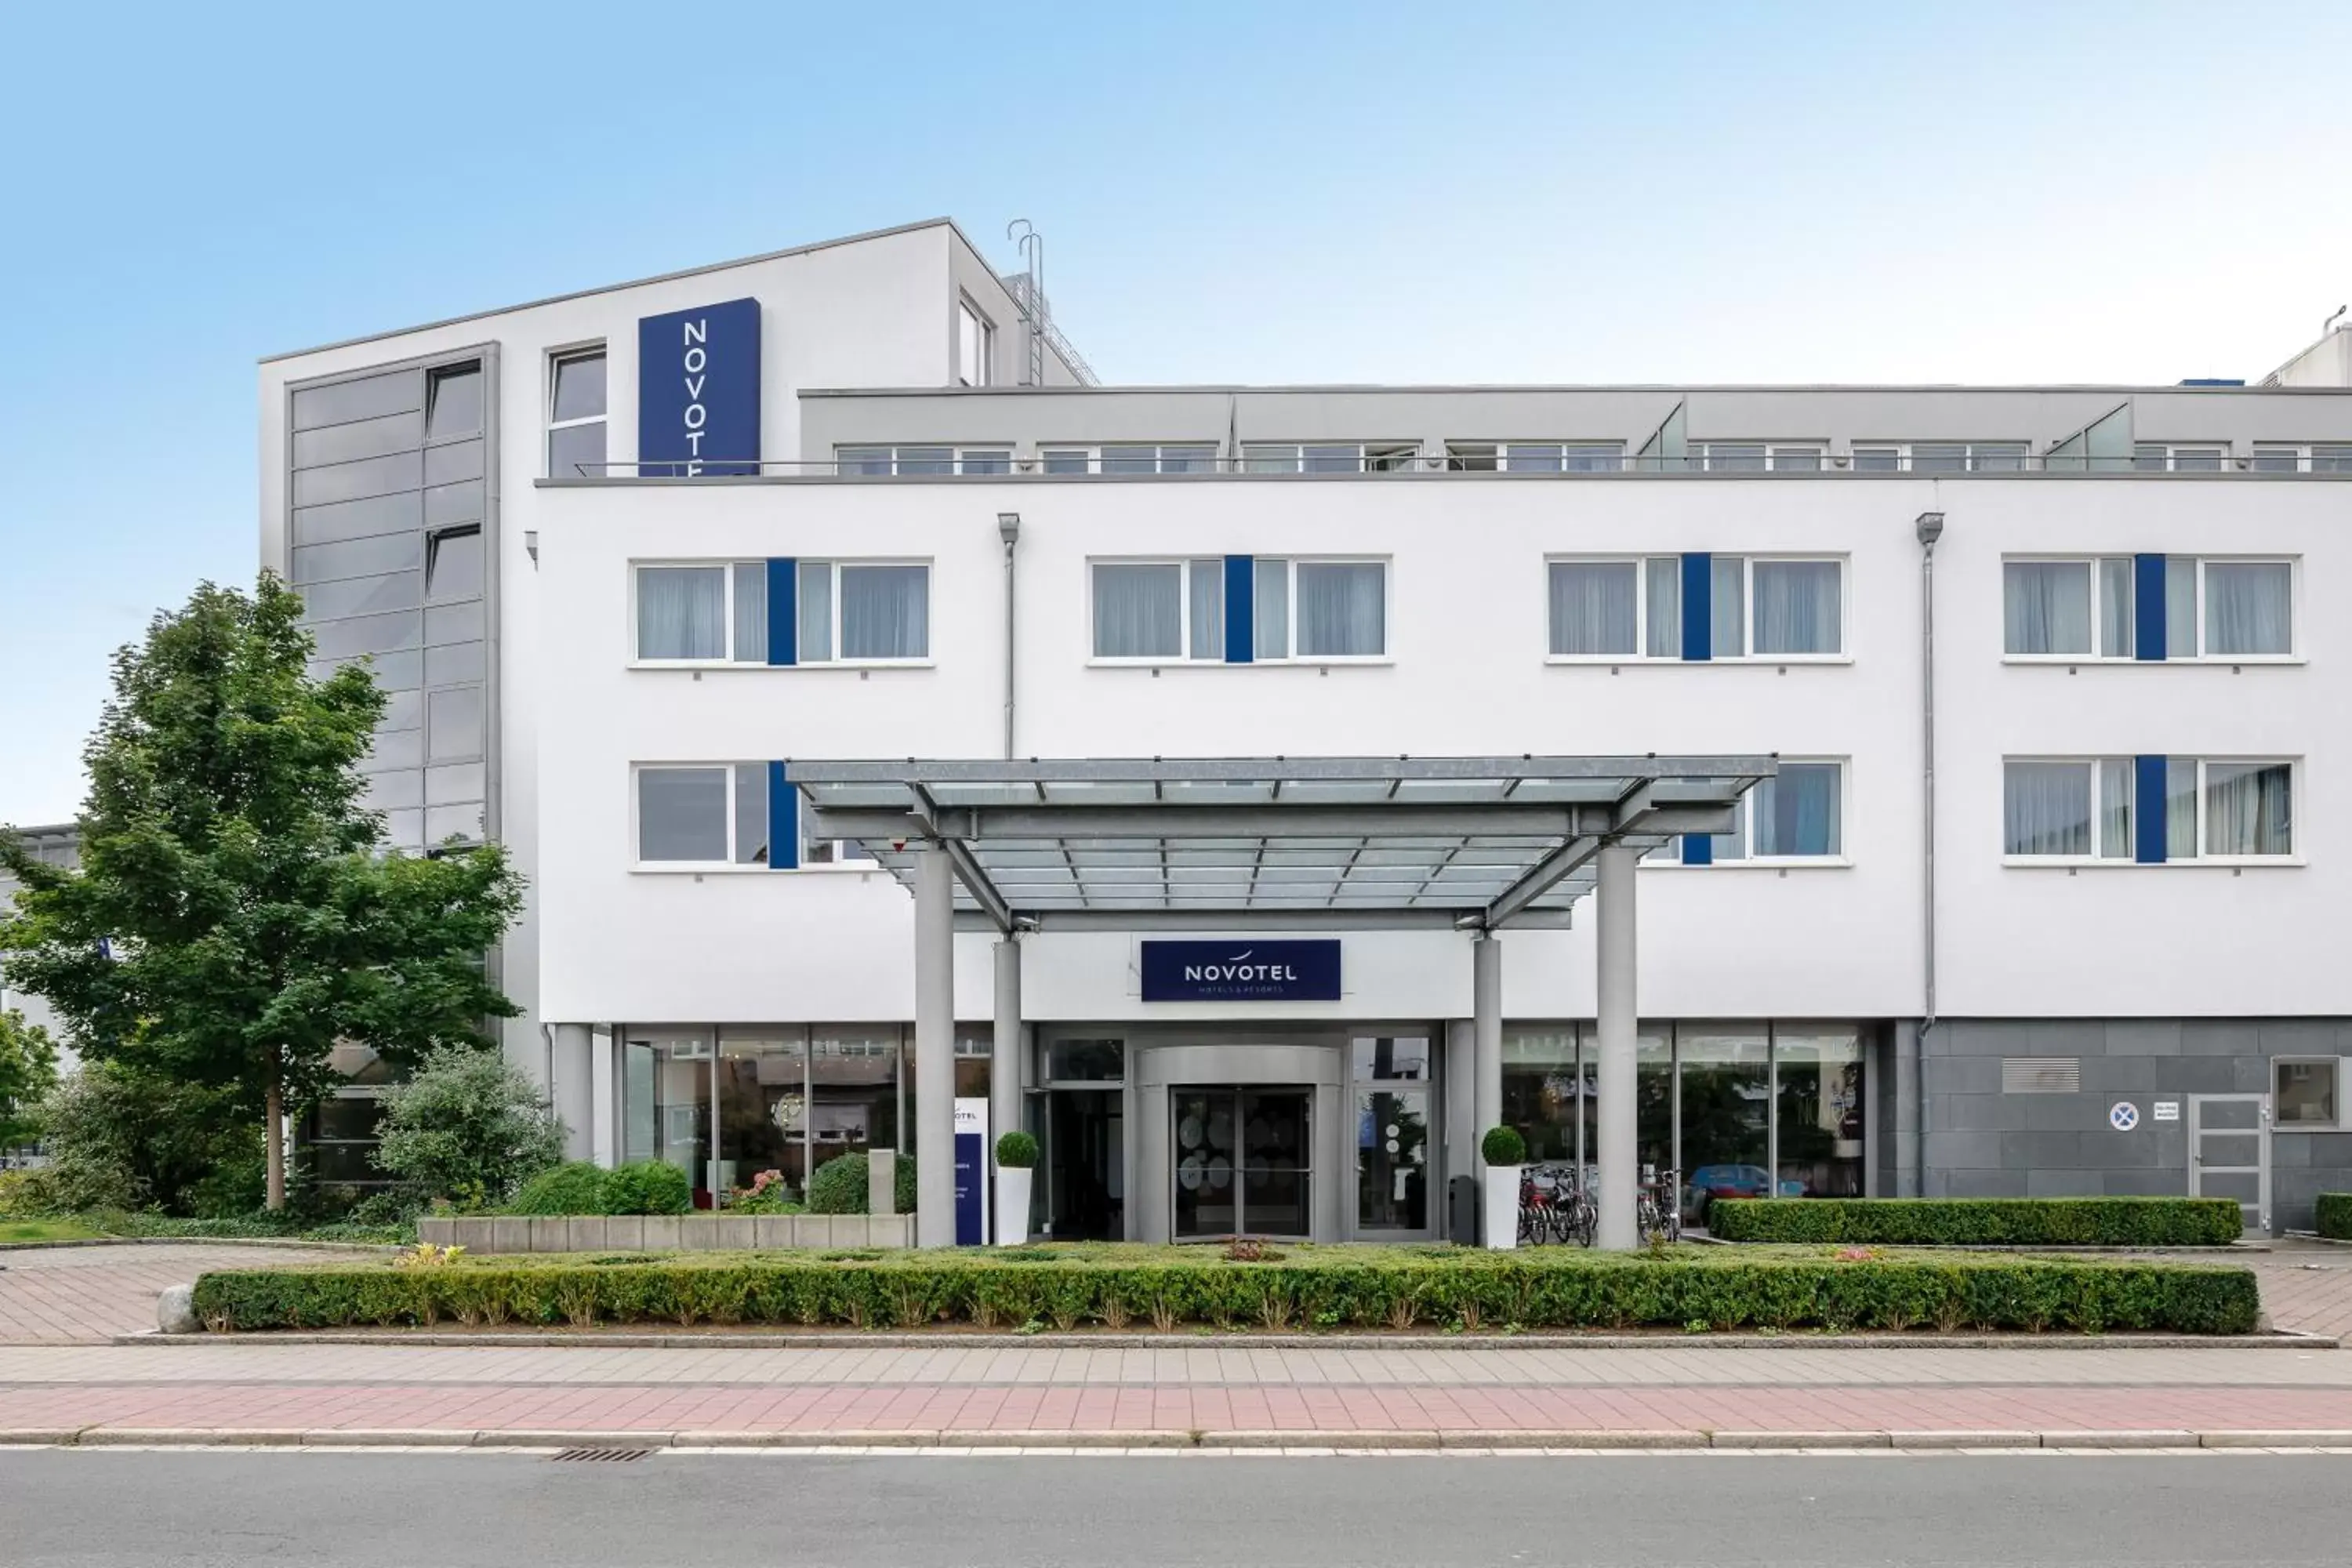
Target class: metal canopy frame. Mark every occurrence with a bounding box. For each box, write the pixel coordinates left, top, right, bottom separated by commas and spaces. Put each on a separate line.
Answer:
797, 755, 1776, 935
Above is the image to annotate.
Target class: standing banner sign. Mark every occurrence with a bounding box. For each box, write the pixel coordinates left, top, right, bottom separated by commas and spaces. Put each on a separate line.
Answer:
953, 1098, 989, 1246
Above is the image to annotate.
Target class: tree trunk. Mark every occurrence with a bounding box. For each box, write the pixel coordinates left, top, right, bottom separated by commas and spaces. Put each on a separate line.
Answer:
264, 1056, 285, 1212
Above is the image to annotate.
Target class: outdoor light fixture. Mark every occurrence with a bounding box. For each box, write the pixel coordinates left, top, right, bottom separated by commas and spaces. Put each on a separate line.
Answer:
1915, 511, 1944, 546
997, 511, 1021, 545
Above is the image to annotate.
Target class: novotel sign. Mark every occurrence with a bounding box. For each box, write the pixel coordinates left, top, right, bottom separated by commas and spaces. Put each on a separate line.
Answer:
637, 297, 761, 477
1139, 940, 1343, 1003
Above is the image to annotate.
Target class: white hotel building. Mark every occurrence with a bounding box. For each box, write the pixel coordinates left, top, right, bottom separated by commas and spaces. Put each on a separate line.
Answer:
258, 219, 2352, 1240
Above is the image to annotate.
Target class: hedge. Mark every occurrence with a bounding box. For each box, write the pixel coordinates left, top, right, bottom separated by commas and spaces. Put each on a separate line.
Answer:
807, 1152, 916, 1215
188, 1249, 2259, 1335
505, 1160, 691, 1218
1709, 1198, 2243, 1247
2316, 1193, 2352, 1241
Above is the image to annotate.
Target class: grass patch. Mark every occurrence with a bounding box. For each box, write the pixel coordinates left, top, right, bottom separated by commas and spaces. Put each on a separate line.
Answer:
190, 1240, 2261, 1336
0, 1219, 102, 1243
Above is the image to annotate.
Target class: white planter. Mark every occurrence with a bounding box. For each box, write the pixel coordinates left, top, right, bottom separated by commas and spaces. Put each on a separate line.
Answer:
1484, 1166, 1523, 1250
994, 1167, 1034, 1247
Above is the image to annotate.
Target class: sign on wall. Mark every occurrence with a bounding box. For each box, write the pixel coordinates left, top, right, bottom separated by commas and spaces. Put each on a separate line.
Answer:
637, 297, 761, 477
1140, 940, 1343, 1003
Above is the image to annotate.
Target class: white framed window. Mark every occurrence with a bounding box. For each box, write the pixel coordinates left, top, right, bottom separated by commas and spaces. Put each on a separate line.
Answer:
1446, 441, 1623, 473
1241, 442, 1418, 474
1043, 444, 1218, 475
547, 347, 607, 477
1677, 760, 1846, 863
634, 763, 770, 867
1088, 557, 1389, 662
632, 561, 929, 664
2002, 556, 2295, 661
956, 299, 995, 387
1693, 442, 1824, 473
2274, 1059, 2343, 1127
2252, 443, 2352, 474
1545, 554, 1845, 660
837, 445, 1011, 476
2002, 757, 2296, 863
793, 561, 931, 662
800, 808, 878, 869
1547, 557, 1682, 659
1850, 441, 2027, 473
2133, 442, 2228, 473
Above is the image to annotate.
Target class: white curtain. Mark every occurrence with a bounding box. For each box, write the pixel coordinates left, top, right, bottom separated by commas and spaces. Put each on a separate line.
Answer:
840, 565, 930, 659
1752, 561, 1842, 655
2165, 555, 2198, 655
2004, 761, 2091, 855
1548, 562, 1637, 655
1189, 560, 1225, 661
2098, 757, 2134, 858
1711, 556, 1744, 655
731, 562, 767, 662
1094, 564, 1182, 657
797, 561, 832, 662
2206, 763, 2292, 855
2166, 759, 2200, 859
2204, 562, 2292, 656
731, 762, 768, 865
1754, 764, 1840, 855
638, 767, 728, 862
2099, 557, 2135, 657
2003, 561, 2092, 655
1254, 558, 1290, 658
1297, 563, 1385, 656
637, 567, 726, 659
1645, 557, 1681, 658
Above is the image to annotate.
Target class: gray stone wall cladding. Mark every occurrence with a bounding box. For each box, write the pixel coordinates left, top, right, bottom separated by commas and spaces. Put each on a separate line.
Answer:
1920, 1018, 2352, 1230
421, 1214, 917, 1252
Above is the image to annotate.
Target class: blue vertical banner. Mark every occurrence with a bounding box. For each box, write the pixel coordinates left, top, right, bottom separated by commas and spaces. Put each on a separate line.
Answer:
2134, 754, 2169, 864
2133, 554, 2167, 661
637, 298, 762, 477
1223, 555, 1254, 663
1680, 553, 1713, 661
953, 1098, 989, 1245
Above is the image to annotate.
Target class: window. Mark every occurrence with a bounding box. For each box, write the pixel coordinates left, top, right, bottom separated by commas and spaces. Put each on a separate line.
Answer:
1446, 441, 1622, 473
2275, 1060, 2339, 1127
1044, 444, 1219, 475
1548, 555, 1842, 660
547, 348, 607, 477
1693, 442, 1823, 473
424, 363, 482, 442
633, 561, 927, 664
2134, 442, 2227, 473
1682, 761, 1843, 862
636, 763, 770, 866
2252, 443, 2352, 474
836, 445, 1009, 476
1852, 441, 2026, 473
2003, 757, 2295, 862
1090, 557, 1388, 661
956, 300, 994, 387
1548, 558, 1681, 658
425, 527, 483, 604
800, 805, 877, 869
1242, 442, 1417, 474
2002, 557, 2293, 660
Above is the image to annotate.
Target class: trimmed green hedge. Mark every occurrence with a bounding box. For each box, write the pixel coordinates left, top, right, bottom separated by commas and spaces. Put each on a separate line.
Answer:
1709, 1198, 2243, 1247
188, 1249, 2259, 1335
806, 1152, 916, 1215
503, 1160, 691, 1218
2316, 1193, 2352, 1241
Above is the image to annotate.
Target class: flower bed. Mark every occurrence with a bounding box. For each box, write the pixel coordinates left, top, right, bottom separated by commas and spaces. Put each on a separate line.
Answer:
1708, 1197, 2243, 1247
189, 1243, 2260, 1335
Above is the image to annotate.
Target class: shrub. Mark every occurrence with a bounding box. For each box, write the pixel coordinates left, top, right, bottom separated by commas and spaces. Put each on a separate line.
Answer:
806, 1151, 916, 1214
34, 1065, 261, 1215
604, 1160, 691, 1216
2316, 1193, 2352, 1241
0, 1006, 58, 1149
729, 1170, 801, 1214
995, 1131, 1039, 1169
370, 1045, 563, 1209
190, 1249, 2263, 1337
0, 1167, 59, 1218
1481, 1126, 1526, 1166
506, 1162, 615, 1216
1709, 1198, 2244, 1247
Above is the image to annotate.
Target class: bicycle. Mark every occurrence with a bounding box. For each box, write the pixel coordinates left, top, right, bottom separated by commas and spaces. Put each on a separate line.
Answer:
1636, 1166, 1682, 1246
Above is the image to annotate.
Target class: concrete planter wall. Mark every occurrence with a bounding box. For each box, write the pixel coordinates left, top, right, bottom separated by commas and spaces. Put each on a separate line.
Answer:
418, 1214, 916, 1254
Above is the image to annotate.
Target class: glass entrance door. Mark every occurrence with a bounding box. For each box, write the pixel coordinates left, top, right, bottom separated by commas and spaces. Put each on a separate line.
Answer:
1172, 1087, 1311, 1239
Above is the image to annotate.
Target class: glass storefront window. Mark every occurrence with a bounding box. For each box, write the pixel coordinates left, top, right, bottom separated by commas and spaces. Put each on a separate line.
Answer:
1351, 1035, 1430, 1080
955, 1028, 992, 1101
1678, 1028, 1770, 1223
1044, 1038, 1124, 1082
1356, 1083, 1430, 1230
718, 1028, 808, 1201
622, 1027, 713, 1201
1502, 1026, 1581, 1165
1637, 1027, 1673, 1180
1775, 1028, 1865, 1197
810, 1025, 898, 1169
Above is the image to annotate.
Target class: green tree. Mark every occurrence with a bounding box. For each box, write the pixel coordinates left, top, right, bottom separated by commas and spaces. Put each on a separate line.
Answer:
0, 576, 524, 1208
0, 1007, 59, 1148
371, 1044, 563, 1208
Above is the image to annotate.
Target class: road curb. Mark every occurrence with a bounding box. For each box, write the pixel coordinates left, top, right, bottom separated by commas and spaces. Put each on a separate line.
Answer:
11, 1425, 2352, 1452
111, 1328, 2338, 1351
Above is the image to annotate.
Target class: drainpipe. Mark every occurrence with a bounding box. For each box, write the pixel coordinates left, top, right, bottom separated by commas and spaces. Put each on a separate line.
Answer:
1915, 510, 1944, 1198
997, 513, 1022, 758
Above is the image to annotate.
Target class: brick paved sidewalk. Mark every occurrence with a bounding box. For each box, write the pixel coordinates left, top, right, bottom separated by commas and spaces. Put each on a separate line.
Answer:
0, 1245, 371, 1345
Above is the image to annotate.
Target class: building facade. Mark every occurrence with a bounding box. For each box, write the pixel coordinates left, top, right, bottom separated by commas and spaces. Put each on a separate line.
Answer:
261, 220, 2352, 1235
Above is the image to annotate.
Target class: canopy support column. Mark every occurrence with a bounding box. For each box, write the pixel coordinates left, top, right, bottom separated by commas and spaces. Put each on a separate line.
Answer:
915, 843, 956, 1247
1472, 928, 1502, 1149
989, 935, 1024, 1238
1594, 844, 1640, 1250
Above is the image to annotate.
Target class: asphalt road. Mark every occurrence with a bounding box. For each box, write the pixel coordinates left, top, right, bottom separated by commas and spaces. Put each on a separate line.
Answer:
3, 1450, 2350, 1566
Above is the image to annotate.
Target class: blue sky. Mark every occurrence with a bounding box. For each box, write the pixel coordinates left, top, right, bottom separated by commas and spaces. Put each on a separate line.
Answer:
3, 1, 2348, 824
